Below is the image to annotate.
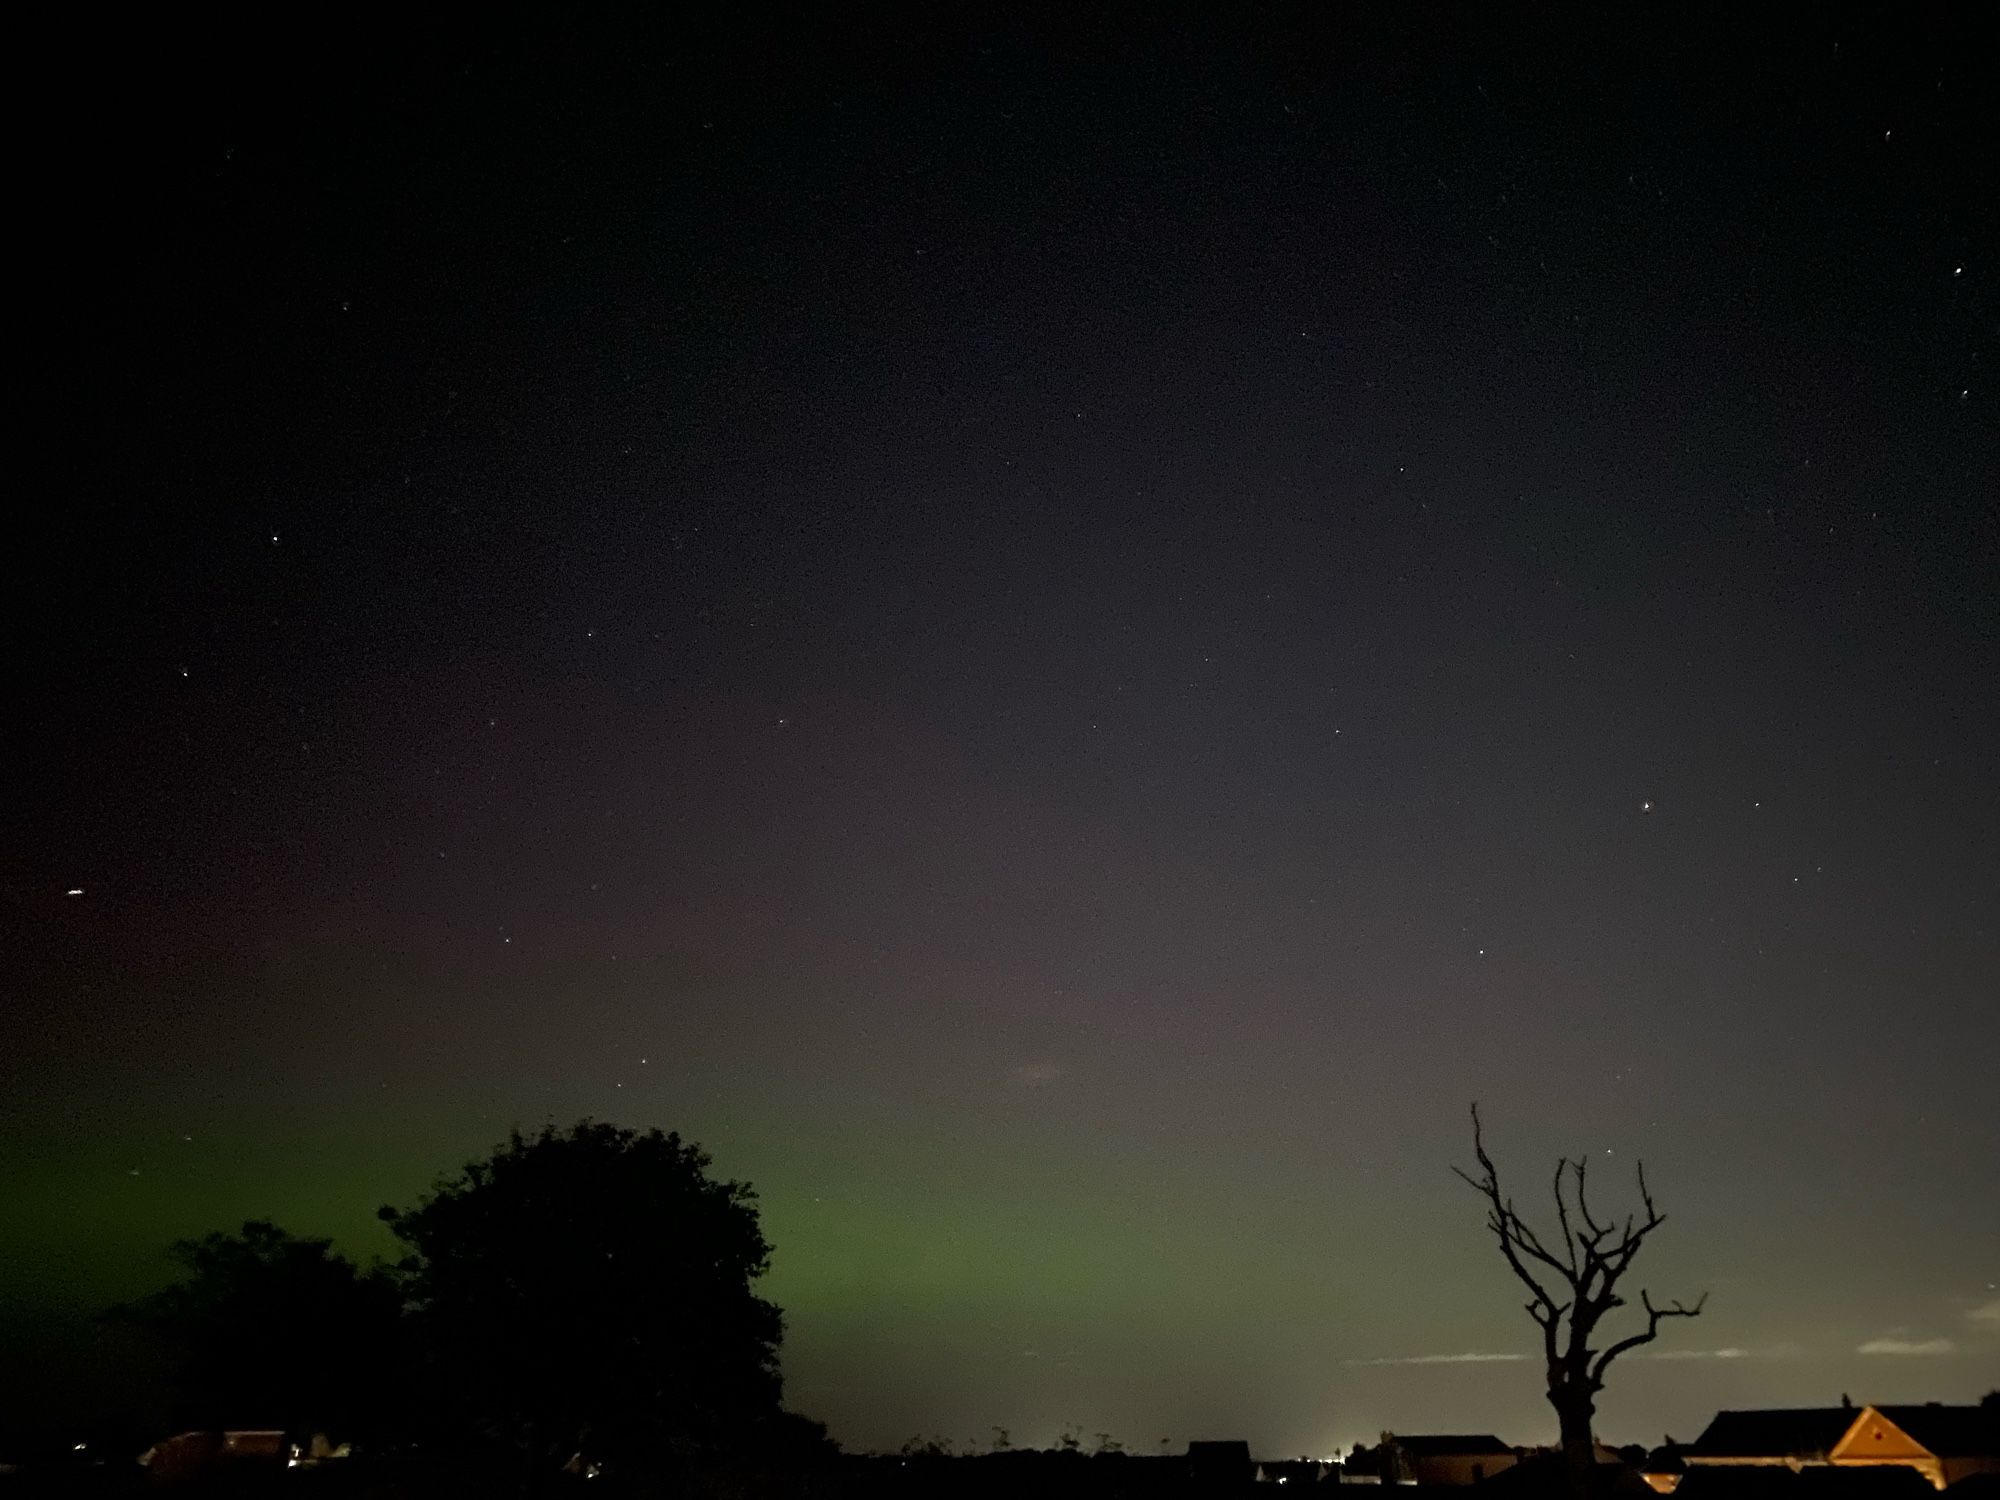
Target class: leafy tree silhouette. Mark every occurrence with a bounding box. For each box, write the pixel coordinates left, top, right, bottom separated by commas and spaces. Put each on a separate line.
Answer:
380, 1120, 789, 1480
117, 1219, 402, 1441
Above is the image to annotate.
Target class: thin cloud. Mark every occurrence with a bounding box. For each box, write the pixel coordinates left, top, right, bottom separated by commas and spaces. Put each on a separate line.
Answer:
1967, 1300, 2000, 1328
1345, 1352, 1529, 1367
1644, 1347, 1752, 1361
1857, 1336, 1956, 1356
1009, 1060, 1062, 1087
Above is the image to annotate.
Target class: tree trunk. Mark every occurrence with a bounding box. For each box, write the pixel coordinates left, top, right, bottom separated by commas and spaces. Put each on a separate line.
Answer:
1554, 1392, 1596, 1500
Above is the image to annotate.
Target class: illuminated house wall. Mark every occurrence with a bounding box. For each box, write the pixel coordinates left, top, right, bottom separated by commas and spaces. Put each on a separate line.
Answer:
1379, 1434, 1520, 1486
1828, 1407, 2000, 1492
1683, 1406, 1999, 1493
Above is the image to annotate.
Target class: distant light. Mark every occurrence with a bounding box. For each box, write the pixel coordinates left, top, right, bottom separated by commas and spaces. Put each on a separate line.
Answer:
1641, 800, 1654, 813
67, 888, 84, 897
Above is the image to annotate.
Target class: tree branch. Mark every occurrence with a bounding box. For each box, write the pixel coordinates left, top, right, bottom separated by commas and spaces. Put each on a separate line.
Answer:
1455, 1106, 1575, 1312
1458, 1106, 1707, 1405
1572, 1156, 1609, 1239
1588, 1289, 1707, 1384
1551, 1161, 1581, 1275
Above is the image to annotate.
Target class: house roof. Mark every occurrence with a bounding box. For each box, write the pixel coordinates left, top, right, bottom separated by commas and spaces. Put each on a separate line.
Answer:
1867, 1407, 2000, 1460
1675, 1470, 1804, 1499
1688, 1410, 1861, 1460
1483, 1453, 1657, 1498
1388, 1435, 1516, 1456
1678, 1471, 1937, 1500
1187, 1439, 1253, 1476
1797, 1469, 1938, 1500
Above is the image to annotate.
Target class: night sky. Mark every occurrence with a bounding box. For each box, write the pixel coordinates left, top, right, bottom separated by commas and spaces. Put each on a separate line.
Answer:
6, 3, 1997, 1457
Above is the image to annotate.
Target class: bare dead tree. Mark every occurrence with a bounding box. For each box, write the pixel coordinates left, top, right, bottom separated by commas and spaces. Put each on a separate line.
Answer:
1455, 1104, 1706, 1499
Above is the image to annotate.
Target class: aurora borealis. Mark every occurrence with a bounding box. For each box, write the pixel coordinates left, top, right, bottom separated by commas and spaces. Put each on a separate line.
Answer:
6, 4, 1997, 1458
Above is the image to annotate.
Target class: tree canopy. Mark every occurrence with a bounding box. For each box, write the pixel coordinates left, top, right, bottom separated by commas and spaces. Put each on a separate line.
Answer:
380, 1120, 788, 1472
118, 1219, 402, 1439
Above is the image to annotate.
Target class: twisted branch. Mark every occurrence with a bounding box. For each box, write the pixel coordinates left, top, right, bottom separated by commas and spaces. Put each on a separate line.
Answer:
1456, 1104, 1705, 1397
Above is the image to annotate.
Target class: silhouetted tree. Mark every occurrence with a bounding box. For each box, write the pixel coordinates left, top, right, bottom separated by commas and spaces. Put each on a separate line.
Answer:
381, 1120, 789, 1482
117, 1219, 402, 1440
1456, 1105, 1705, 1500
